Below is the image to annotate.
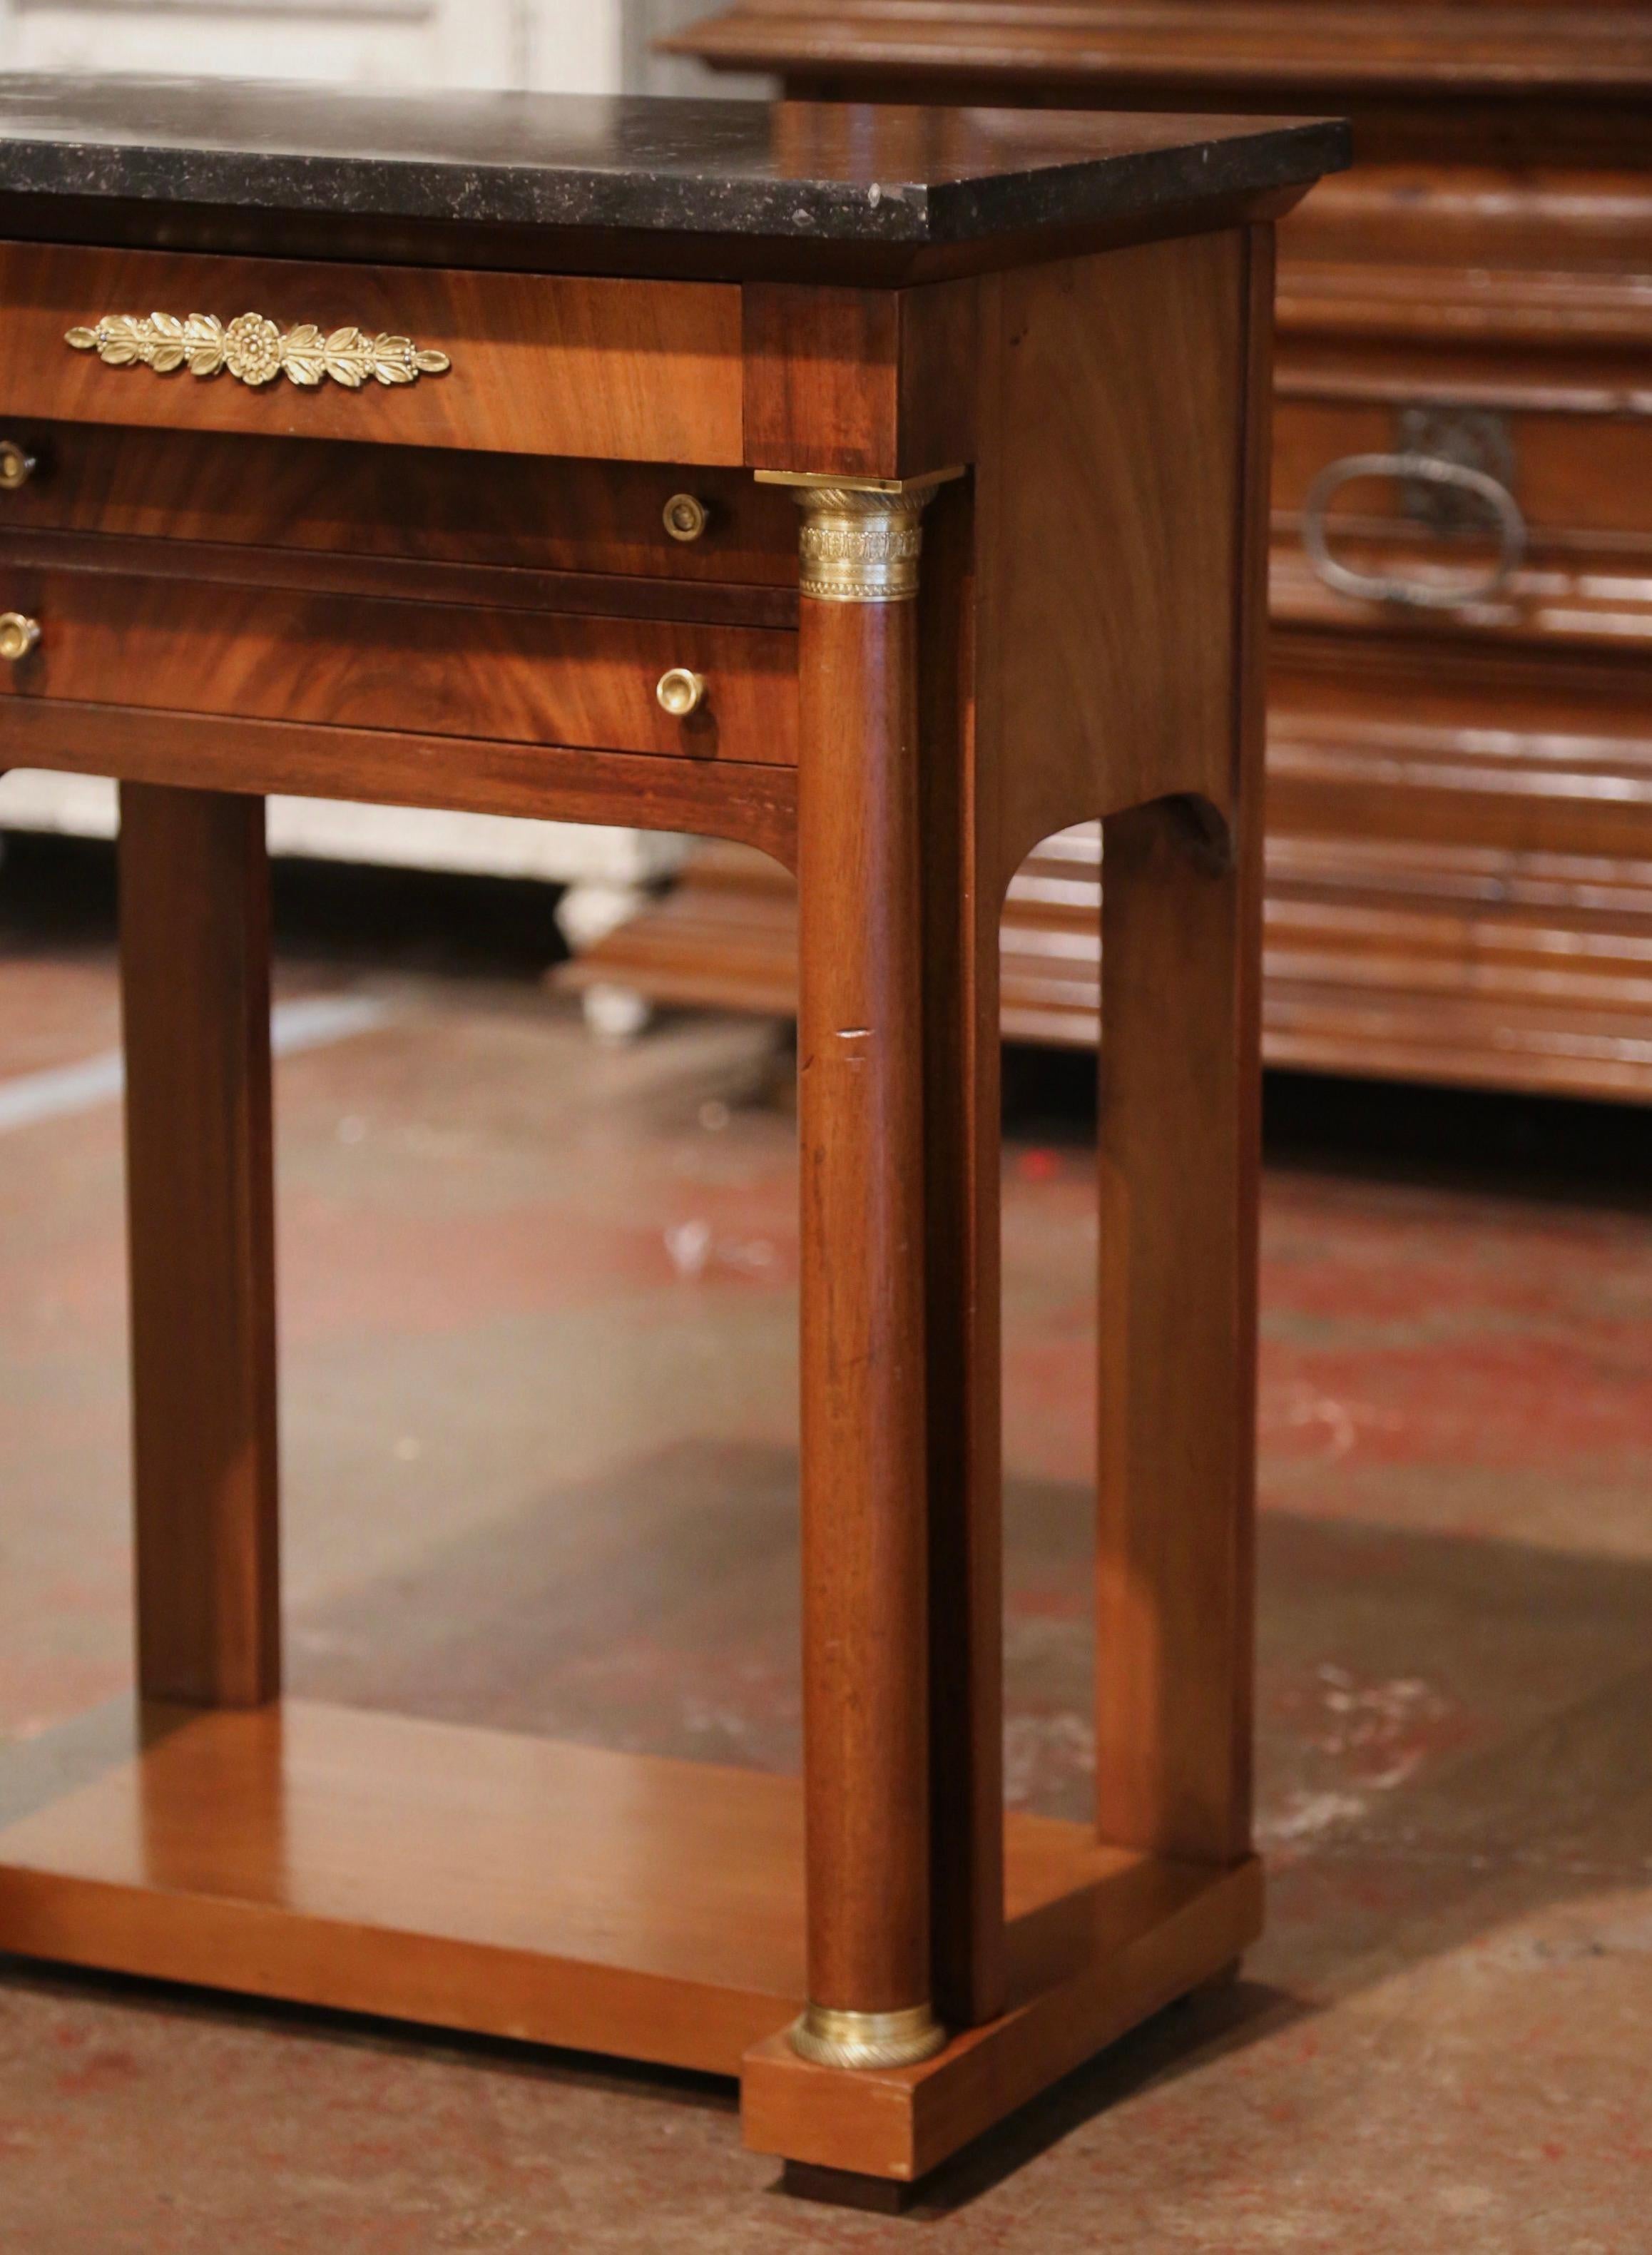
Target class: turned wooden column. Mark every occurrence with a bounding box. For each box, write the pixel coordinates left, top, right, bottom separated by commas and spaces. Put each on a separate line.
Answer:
768, 471, 953, 2071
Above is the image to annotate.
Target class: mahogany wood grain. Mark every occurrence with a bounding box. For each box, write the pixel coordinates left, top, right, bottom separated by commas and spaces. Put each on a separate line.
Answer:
678, 6, 1652, 166
975, 233, 1247, 873
740, 1854, 1265, 2182
1096, 804, 1259, 1862
914, 477, 1006, 2030
4, 698, 800, 866
0, 242, 744, 464
795, 579, 932, 2019
677, 3, 1652, 103
118, 786, 280, 1709
0, 1701, 1149, 2086
743, 278, 978, 479
0, 422, 800, 586
0, 526, 799, 634
0, 566, 799, 766
1093, 228, 1270, 1865
1275, 400, 1652, 549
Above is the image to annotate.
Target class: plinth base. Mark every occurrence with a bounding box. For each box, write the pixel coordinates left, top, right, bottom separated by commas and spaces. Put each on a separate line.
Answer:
0, 1700, 1261, 2183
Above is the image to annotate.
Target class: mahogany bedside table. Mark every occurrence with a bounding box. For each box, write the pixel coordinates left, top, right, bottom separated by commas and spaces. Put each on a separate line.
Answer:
0, 80, 1345, 2203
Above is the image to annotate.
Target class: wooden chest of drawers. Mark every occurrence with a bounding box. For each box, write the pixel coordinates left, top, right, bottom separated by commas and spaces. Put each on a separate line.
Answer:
657, 1, 1652, 1101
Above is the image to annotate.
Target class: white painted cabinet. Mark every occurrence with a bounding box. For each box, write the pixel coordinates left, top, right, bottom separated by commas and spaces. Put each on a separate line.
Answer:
0, 1, 622, 94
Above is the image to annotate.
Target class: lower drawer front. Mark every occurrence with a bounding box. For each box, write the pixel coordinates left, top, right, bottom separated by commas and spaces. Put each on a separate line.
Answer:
0, 569, 797, 765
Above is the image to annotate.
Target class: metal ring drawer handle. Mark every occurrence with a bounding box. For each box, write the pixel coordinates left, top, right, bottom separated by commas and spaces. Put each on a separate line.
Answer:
1302, 451, 1527, 611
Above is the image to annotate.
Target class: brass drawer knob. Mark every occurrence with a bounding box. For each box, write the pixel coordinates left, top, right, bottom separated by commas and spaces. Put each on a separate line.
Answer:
0, 440, 36, 492
0, 611, 41, 662
656, 667, 705, 718
662, 493, 709, 544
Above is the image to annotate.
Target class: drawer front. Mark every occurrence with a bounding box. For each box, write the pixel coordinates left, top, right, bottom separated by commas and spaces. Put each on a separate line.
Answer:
0, 567, 797, 765
1272, 394, 1652, 650
0, 243, 744, 464
0, 423, 799, 588
1275, 397, 1652, 548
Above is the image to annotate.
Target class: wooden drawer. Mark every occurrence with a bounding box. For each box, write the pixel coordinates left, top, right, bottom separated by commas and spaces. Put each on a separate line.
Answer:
0, 242, 744, 465
1275, 397, 1652, 549
1270, 392, 1652, 651
0, 565, 797, 765
0, 424, 800, 589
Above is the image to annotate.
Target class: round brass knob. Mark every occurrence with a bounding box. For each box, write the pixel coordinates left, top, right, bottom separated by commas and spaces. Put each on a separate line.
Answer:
656, 667, 705, 718
0, 611, 40, 663
662, 492, 709, 544
0, 440, 35, 492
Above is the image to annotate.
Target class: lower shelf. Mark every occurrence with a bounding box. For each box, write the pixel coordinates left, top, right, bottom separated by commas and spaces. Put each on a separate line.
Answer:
0, 1696, 1255, 2163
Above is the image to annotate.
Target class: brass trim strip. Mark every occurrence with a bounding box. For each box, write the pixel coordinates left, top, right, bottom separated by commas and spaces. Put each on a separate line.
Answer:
66, 312, 451, 391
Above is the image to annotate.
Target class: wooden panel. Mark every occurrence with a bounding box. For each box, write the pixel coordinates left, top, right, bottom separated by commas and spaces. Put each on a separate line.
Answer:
0, 422, 800, 584
975, 232, 1248, 876
1273, 544, 1652, 656
0, 524, 797, 633
0, 566, 797, 765
0, 1700, 1143, 2084
744, 284, 899, 476
0, 243, 744, 464
743, 278, 978, 479
1092, 223, 1267, 1868
1275, 397, 1652, 550
120, 788, 280, 1710
0, 699, 800, 865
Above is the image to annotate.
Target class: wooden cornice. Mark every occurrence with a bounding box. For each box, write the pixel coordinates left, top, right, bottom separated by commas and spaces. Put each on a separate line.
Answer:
669, 5, 1652, 102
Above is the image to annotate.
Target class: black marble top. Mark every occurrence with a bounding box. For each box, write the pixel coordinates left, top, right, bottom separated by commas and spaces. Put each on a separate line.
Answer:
0, 78, 1346, 243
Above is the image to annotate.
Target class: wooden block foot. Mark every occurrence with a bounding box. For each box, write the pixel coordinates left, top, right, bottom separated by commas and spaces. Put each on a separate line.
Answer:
741, 1856, 1263, 2182
781, 2162, 917, 2214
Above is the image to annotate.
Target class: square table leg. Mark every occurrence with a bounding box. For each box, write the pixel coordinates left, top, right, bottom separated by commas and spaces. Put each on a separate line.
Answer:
118, 783, 280, 1709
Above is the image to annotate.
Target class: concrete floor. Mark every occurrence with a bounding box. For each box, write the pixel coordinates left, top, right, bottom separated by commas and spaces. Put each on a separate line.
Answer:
1, 838, 1648, 2252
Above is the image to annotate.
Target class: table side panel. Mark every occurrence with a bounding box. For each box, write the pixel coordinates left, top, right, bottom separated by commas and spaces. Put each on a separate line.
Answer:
975, 230, 1249, 878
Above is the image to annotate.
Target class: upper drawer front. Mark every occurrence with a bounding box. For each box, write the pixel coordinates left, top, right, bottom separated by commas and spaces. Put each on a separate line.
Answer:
0, 423, 798, 588
0, 243, 744, 464
0, 566, 797, 765
1273, 395, 1652, 647
1275, 398, 1652, 549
